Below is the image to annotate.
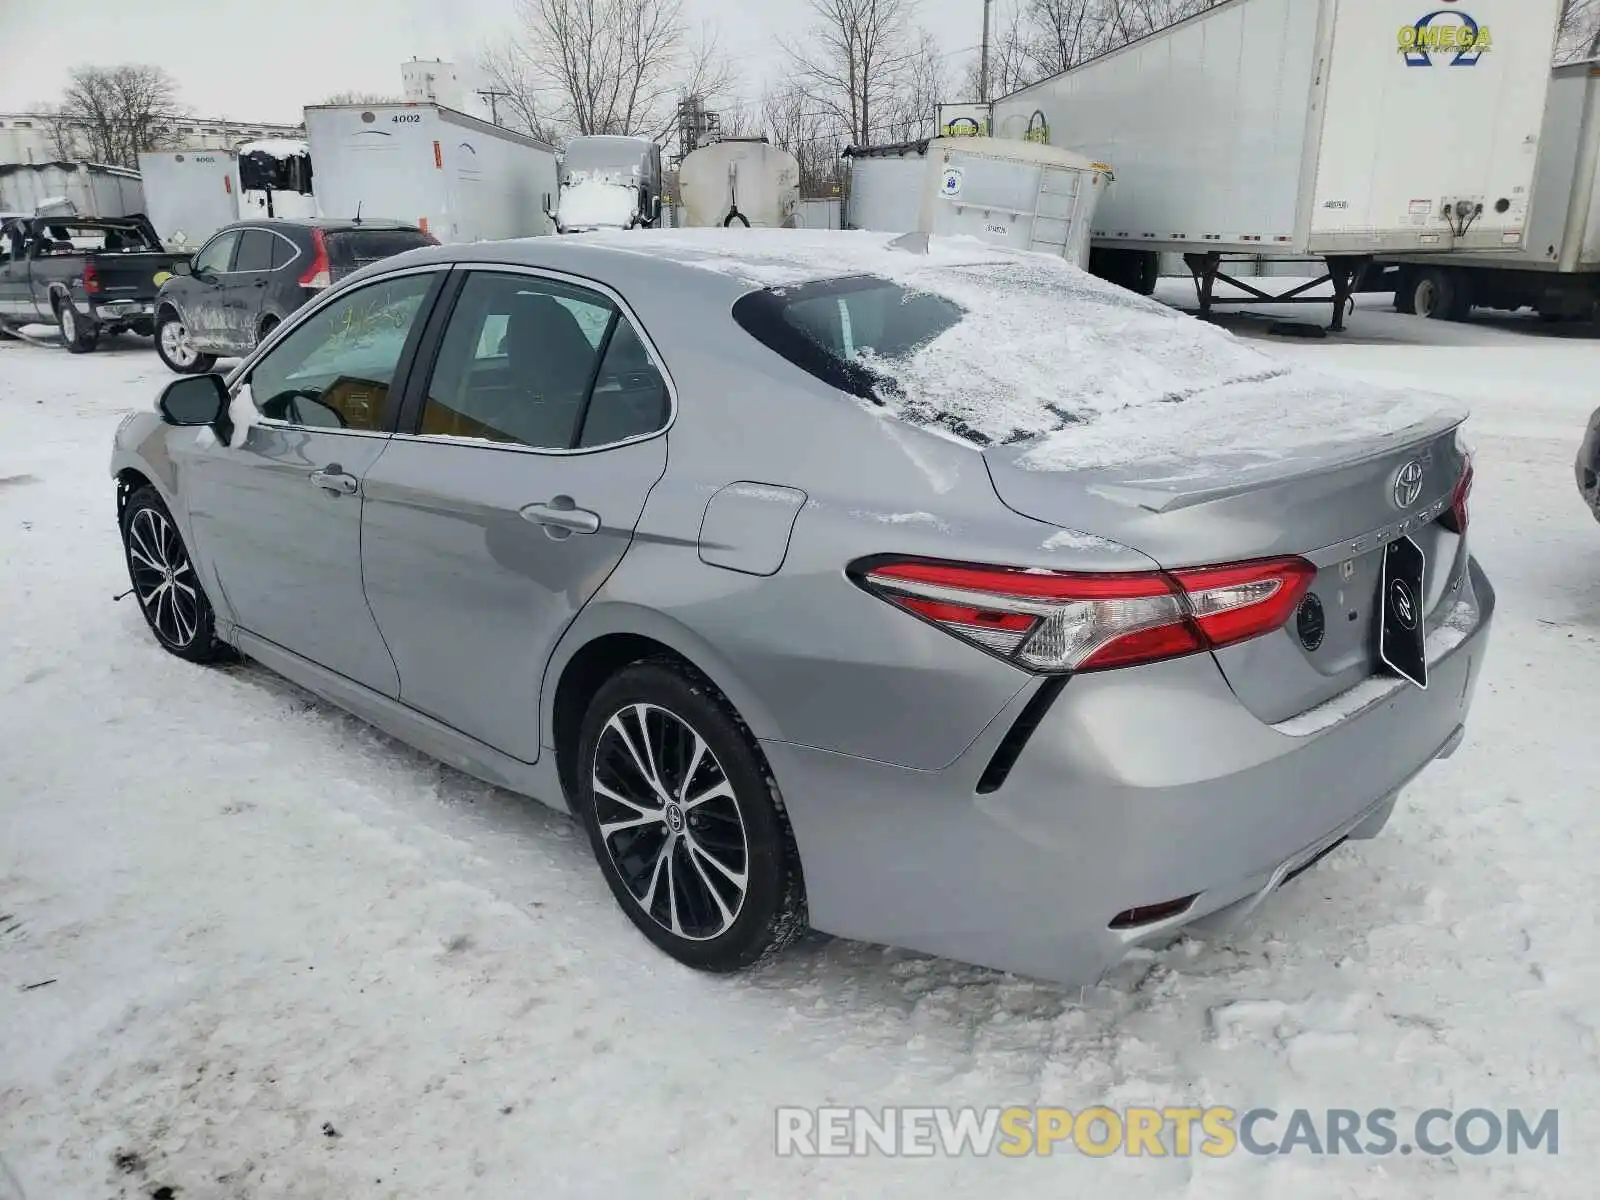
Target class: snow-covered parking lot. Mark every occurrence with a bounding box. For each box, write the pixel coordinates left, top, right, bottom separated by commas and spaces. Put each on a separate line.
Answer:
3, 292, 1599, 1199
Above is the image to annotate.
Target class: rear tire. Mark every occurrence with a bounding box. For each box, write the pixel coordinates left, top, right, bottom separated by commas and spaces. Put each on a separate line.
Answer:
156, 311, 217, 375
574, 659, 806, 973
1413, 269, 1469, 321
120, 486, 227, 664
57, 301, 98, 354
255, 315, 280, 350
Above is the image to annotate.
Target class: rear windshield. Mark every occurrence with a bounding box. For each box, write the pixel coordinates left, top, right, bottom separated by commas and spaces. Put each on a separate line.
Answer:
732, 276, 965, 415
327, 229, 435, 277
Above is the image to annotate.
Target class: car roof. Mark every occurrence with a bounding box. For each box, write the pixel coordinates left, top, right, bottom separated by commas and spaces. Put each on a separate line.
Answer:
346, 229, 1026, 303
221, 217, 421, 233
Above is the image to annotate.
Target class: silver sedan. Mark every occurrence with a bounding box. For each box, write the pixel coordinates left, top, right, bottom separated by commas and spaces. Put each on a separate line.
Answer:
110, 230, 1494, 985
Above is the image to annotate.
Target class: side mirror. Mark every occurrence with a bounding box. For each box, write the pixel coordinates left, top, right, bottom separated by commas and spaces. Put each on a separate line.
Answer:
159, 373, 230, 435
170, 258, 193, 277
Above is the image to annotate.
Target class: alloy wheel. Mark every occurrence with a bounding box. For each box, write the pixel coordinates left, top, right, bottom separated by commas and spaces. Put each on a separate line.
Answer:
161, 319, 198, 367
126, 506, 201, 648
60, 305, 76, 343
591, 703, 750, 942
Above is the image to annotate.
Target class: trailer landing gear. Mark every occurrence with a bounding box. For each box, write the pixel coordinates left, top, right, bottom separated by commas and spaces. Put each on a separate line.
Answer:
1182, 252, 1371, 333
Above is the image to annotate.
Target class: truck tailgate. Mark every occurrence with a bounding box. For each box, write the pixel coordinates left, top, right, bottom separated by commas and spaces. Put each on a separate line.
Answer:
91, 252, 187, 302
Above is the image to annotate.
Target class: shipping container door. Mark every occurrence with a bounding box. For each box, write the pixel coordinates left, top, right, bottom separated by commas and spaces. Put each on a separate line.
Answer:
1312, 0, 1564, 251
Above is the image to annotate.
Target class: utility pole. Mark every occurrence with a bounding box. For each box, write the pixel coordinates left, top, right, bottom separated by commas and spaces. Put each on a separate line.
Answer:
476, 88, 512, 127
979, 0, 994, 102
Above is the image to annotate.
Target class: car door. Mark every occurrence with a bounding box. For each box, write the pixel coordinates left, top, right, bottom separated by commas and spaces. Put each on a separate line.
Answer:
177, 266, 447, 695
226, 228, 276, 347
359, 267, 673, 762
182, 229, 240, 345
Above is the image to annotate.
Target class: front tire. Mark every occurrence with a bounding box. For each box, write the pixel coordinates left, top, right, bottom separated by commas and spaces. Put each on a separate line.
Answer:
120, 487, 226, 663
57, 302, 98, 354
156, 311, 217, 375
575, 660, 806, 973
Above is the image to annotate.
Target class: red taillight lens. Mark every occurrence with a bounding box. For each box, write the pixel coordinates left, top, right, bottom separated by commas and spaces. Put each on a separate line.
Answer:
82, 262, 100, 294
1440, 459, 1473, 535
298, 228, 332, 289
857, 555, 1316, 674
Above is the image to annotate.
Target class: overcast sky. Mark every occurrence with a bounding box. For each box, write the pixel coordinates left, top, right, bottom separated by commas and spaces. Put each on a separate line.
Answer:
0, 0, 986, 126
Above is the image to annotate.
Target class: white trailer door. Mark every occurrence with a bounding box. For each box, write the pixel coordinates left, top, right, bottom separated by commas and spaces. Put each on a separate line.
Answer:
1311, 0, 1564, 253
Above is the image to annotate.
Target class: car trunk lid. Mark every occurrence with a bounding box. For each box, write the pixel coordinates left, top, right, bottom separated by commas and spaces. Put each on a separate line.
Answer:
984, 403, 1471, 723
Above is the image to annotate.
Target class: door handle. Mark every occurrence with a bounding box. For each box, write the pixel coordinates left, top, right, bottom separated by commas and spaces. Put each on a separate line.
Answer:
310, 466, 359, 496
521, 497, 601, 537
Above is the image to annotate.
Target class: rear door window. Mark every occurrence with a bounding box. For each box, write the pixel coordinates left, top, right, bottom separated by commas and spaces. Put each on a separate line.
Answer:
233, 229, 275, 273
416, 271, 615, 450
268, 231, 298, 270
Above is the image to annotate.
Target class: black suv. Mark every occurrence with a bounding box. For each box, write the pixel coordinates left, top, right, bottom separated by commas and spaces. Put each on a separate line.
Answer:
153, 217, 435, 374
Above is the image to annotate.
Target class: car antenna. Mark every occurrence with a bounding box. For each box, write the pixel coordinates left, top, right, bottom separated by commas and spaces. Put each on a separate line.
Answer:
354, 200, 363, 225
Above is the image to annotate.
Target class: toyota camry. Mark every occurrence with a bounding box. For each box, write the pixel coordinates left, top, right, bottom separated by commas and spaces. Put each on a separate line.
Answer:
110, 230, 1493, 985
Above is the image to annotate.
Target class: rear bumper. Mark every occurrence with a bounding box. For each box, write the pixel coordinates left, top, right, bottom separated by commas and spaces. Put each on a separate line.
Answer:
766, 556, 1495, 985
88, 299, 156, 326
1578, 407, 1600, 522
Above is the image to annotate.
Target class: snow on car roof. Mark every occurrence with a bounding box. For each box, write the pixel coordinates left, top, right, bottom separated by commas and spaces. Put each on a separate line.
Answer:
567, 229, 1466, 470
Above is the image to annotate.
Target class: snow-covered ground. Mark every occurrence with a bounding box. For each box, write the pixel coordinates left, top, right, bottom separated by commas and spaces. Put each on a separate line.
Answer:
2, 300, 1598, 1198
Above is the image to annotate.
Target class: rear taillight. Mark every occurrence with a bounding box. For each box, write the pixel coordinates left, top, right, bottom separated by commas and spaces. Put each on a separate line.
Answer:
298, 228, 332, 289
856, 555, 1316, 674
1440, 459, 1473, 535
82, 262, 100, 294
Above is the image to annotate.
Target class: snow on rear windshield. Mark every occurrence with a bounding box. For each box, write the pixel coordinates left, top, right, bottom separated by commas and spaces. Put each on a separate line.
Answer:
596, 230, 1462, 467
713, 235, 1288, 446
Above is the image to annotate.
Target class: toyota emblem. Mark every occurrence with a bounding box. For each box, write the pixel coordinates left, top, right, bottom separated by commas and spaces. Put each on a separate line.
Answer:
1389, 579, 1419, 630
1394, 460, 1425, 509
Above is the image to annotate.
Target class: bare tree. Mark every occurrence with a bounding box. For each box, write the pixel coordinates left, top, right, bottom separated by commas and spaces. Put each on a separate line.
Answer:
762, 84, 844, 195
960, 1, 1034, 99
481, 0, 736, 144
881, 30, 946, 142
1558, 0, 1600, 60
322, 90, 403, 105
783, 0, 917, 146
56, 65, 185, 167
29, 104, 82, 160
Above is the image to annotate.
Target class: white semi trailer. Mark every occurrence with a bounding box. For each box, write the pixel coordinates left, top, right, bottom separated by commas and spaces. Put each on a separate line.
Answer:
1366, 59, 1600, 320
844, 136, 1110, 267
136, 150, 244, 249
990, 0, 1565, 329
304, 103, 558, 243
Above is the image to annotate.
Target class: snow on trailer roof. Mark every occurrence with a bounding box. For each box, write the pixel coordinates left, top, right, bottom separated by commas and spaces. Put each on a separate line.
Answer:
237, 139, 309, 158
571, 228, 1465, 472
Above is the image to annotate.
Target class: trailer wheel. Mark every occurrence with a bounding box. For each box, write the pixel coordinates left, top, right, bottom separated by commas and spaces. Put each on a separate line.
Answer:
1412, 269, 1469, 322
1393, 270, 1417, 315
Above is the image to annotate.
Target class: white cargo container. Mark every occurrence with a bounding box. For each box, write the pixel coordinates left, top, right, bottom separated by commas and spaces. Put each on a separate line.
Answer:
304, 103, 557, 243
0, 162, 145, 220
136, 149, 243, 249
678, 140, 800, 229
844, 137, 1110, 267
991, 0, 1565, 327
1368, 60, 1600, 320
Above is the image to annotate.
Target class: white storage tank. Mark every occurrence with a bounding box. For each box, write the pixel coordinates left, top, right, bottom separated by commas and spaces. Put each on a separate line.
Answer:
677, 139, 800, 229
845, 136, 1111, 267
